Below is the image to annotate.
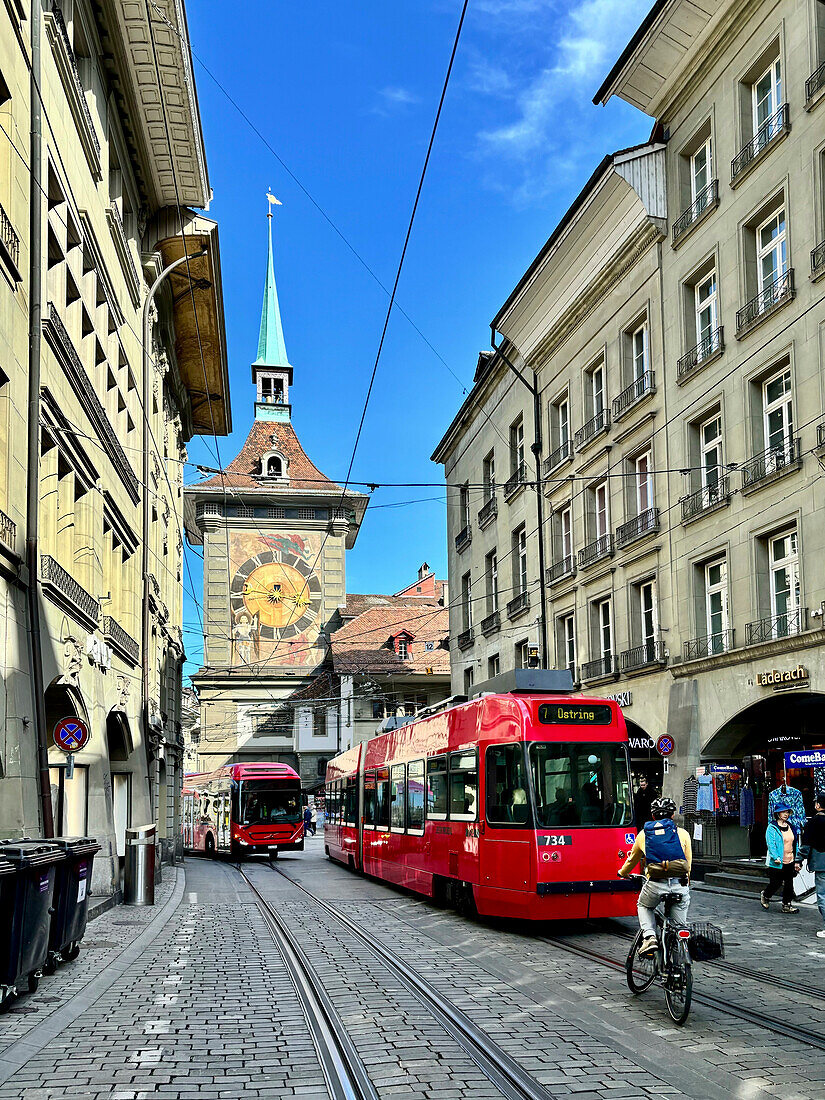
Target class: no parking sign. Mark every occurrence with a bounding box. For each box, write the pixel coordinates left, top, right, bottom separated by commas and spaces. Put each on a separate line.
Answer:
656, 734, 674, 757
53, 716, 90, 753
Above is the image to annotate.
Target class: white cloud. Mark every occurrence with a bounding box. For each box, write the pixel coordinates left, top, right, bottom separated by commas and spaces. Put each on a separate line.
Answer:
378, 86, 420, 107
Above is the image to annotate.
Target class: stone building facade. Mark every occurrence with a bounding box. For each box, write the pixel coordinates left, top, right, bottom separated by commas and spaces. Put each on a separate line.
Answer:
0, 0, 230, 895
433, 0, 825, 861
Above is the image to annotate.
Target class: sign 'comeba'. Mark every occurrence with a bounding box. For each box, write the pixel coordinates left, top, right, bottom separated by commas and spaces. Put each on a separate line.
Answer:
784, 749, 825, 769
538, 703, 612, 725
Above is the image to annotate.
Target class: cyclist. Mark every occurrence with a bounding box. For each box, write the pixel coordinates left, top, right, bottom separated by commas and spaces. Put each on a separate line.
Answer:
619, 796, 692, 957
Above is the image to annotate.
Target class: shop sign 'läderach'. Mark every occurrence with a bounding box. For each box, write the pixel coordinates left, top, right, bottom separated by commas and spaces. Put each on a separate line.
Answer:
755, 665, 809, 689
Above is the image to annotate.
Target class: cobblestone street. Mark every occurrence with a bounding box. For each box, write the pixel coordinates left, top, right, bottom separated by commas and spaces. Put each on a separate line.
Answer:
1, 844, 824, 1100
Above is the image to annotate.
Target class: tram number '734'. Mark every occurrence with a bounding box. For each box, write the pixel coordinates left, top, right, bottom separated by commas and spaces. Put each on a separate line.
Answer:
539, 835, 572, 846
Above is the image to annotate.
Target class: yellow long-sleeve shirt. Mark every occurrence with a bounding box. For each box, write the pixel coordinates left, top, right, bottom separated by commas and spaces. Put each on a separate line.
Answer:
619, 825, 693, 879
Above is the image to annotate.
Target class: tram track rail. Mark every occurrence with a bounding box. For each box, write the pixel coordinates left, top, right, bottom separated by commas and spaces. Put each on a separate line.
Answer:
245, 861, 557, 1100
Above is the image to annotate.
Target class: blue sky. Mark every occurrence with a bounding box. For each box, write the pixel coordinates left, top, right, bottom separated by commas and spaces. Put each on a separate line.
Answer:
181, 0, 653, 679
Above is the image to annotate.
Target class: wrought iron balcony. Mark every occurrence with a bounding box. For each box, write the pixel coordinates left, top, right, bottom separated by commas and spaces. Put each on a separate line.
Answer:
681, 477, 730, 523
543, 440, 571, 475
731, 103, 789, 183
621, 640, 666, 672
0, 508, 15, 553
102, 615, 140, 665
578, 534, 614, 569
613, 371, 655, 420
741, 437, 800, 490
812, 240, 825, 279
677, 326, 724, 382
683, 630, 734, 661
581, 655, 614, 680
736, 270, 794, 336
745, 607, 807, 646
481, 610, 501, 636
546, 555, 576, 585
0, 199, 21, 274
574, 408, 609, 450
456, 627, 474, 651
41, 554, 99, 627
506, 590, 530, 619
616, 507, 659, 548
806, 60, 825, 103
478, 495, 497, 528
455, 525, 472, 553
672, 180, 719, 244
504, 462, 527, 501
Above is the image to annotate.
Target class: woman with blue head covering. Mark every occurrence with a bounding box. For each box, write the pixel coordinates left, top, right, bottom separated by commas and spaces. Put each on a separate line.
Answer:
761, 802, 802, 913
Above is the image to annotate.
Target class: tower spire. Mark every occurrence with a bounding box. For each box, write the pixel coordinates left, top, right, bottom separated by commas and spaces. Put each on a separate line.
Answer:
254, 193, 289, 368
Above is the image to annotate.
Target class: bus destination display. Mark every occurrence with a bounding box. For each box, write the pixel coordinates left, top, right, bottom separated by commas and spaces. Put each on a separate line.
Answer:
538, 703, 612, 725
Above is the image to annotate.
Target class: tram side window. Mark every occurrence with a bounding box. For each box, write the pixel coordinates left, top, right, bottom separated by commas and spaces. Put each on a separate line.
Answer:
427, 756, 448, 819
375, 768, 390, 828
331, 782, 340, 825
449, 751, 478, 820
407, 760, 425, 832
390, 763, 406, 830
486, 744, 530, 826
364, 771, 377, 827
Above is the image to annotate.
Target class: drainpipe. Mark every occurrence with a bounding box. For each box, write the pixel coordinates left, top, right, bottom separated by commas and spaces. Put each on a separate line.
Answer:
490, 330, 550, 670
26, 0, 54, 837
141, 249, 205, 824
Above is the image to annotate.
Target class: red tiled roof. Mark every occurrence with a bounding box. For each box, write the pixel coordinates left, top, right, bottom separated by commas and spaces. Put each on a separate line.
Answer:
330, 605, 450, 675
197, 419, 341, 492
340, 593, 440, 619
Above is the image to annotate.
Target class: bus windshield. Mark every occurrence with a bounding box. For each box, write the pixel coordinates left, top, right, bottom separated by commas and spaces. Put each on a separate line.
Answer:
529, 742, 632, 828
239, 780, 302, 825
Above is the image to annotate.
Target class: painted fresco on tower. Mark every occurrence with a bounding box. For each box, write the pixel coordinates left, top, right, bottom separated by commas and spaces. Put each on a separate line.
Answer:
228, 530, 324, 668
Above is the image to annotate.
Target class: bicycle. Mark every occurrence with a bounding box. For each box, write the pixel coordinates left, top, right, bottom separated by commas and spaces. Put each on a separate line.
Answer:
625, 880, 693, 1025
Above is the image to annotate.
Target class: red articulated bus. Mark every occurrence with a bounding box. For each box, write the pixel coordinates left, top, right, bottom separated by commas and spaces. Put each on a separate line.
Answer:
324, 670, 640, 920
182, 762, 304, 859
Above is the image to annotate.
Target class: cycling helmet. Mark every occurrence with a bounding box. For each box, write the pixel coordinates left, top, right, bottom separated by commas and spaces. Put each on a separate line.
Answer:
650, 796, 677, 819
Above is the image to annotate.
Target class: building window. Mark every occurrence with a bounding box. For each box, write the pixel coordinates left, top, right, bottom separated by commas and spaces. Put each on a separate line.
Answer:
554, 504, 573, 563
485, 550, 498, 613
459, 482, 470, 530
557, 612, 576, 678
509, 417, 525, 474
590, 361, 605, 418
635, 579, 658, 656
591, 480, 609, 540
753, 58, 782, 149
691, 137, 712, 203
591, 597, 613, 671
512, 525, 527, 594
483, 451, 495, 500
635, 451, 653, 516
757, 208, 787, 296
700, 414, 723, 493
631, 321, 649, 383
488, 653, 500, 678
549, 392, 570, 461
762, 366, 793, 463
463, 666, 474, 695
397, 637, 409, 659
769, 529, 800, 630
695, 270, 718, 351
705, 557, 729, 652
461, 571, 472, 631
515, 638, 529, 669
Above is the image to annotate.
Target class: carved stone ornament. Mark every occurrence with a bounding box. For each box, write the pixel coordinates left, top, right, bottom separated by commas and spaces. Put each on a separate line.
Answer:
115, 674, 130, 711
58, 635, 84, 687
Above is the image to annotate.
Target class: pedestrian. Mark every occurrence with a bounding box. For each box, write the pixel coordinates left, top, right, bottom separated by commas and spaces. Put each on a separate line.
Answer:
633, 776, 657, 828
303, 805, 314, 837
761, 802, 801, 913
798, 790, 825, 939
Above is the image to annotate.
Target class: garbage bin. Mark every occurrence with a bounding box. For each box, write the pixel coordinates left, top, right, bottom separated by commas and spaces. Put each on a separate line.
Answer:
45, 837, 101, 972
124, 825, 156, 906
0, 840, 65, 1004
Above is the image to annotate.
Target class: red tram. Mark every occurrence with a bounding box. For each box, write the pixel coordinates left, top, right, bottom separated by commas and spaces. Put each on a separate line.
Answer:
324, 670, 640, 920
182, 762, 304, 858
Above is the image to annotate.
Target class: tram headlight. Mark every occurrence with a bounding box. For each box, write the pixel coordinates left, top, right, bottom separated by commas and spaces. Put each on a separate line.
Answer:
238, 839, 249, 846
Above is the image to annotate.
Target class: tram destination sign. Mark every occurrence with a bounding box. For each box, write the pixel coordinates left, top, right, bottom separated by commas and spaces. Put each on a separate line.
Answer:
784, 749, 825, 769
538, 703, 612, 725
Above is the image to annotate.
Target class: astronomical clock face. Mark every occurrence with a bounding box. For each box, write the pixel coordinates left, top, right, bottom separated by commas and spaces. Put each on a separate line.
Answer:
230, 549, 322, 641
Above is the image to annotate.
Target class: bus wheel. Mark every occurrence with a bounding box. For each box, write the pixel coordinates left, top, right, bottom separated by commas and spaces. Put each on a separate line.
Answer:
231, 842, 245, 861
204, 834, 215, 858
455, 884, 477, 920
268, 849, 279, 861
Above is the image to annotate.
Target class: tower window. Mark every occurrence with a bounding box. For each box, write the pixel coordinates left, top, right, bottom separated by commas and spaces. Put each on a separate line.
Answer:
266, 456, 282, 477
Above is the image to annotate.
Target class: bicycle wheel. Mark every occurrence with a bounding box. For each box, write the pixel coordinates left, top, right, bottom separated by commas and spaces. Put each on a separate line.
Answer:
664, 940, 693, 1025
626, 930, 657, 994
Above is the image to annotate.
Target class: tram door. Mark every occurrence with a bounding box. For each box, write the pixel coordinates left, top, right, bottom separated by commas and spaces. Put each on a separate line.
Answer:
481, 744, 532, 893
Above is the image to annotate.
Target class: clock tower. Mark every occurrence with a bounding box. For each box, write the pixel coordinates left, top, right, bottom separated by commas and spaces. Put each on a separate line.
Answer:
186, 208, 368, 783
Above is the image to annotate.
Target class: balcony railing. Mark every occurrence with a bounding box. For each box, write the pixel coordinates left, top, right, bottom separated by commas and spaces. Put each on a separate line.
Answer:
736, 270, 794, 335
41, 554, 99, 626
102, 615, 140, 665
741, 437, 800, 490
504, 462, 527, 501
481, 610, 501, 636
621, 640, 666, 672
506, 590, 530, 619
581, 655, 614, 680
0, 199, 21, 273
613, 371, 655, 420
812, 240, 825, 279
543, 440, 571, 475
578, 533, 614, 569
677, 326, 724, 382
731, 103, 789, 182
574, 408, 609, 450
456, 627, 474, 651
806, 60, 825, 103
681, 477, 730, 522
818, 422, 825, 450
546, 555, 576, 585
672, 179, 719, 244
478, 495, 497, 528
683, 630, 735, 661
616, 507, 659, 548
0, 508, 16, 552
455, 525, 472, 553
745, 607, 807, 646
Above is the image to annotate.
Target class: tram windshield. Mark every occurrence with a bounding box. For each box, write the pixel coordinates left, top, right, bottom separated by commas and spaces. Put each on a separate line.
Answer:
239, 780, 302, 825
529, 742, 632, 828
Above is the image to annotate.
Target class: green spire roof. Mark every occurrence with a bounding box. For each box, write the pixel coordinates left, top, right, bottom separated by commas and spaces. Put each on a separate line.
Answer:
253, 216, 290, 368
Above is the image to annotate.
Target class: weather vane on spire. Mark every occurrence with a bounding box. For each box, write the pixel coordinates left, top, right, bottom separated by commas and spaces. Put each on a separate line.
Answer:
266, 190, 282, 219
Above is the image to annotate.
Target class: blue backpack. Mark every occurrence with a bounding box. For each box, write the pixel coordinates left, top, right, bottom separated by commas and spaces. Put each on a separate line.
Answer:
643, 819, 689, 880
